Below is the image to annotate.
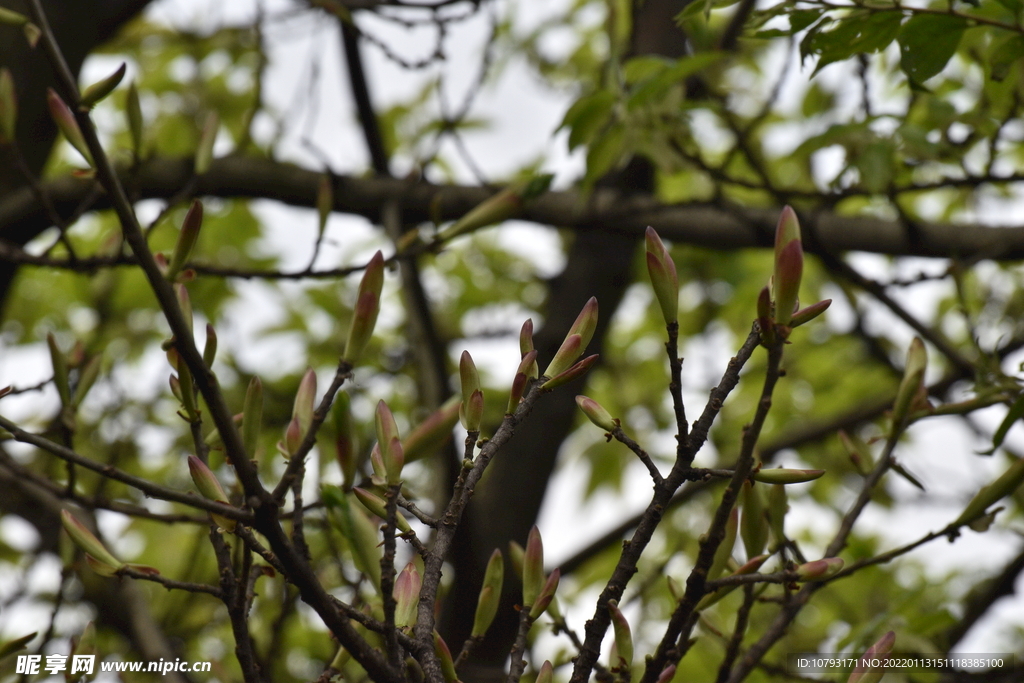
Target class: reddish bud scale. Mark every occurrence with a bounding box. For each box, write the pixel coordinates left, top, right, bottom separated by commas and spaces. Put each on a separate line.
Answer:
645, 227, 679, 325
795, 557, 844, 581
393, 563, 421, 629
541, 353, 598, 392
576, 395, 617, 432
848, 631, 895, 683
167, 200, 203, 280
46, 89, 93, 166
607, 598, 633, 669
529, 568, 560, 620
536, 661, 554, 683
522, 525, 544, 606
61, 510, 124, 575
343, 251, 385, 364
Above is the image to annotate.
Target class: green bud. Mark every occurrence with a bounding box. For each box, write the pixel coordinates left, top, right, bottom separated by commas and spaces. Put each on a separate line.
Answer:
436, 174, 553, 243
393, 562, 421, 629
472, 549, 505, 638
61, 510, 125, 576
47, 89, 92, 166
175, 284, 193, 336
645, 227, 678, 325
568, 296, 599, 351
187, 455, 236, 531
293, 367, 317, 437
80, 63, 126, 108
707, 508, 738, 581
0, 632, 37, 660
48, 333, 71, 407
403, 395, 461, 464
522, 525, 544, 607
0, 68, 16, 145
847, 631, 895, 683
696, 554, 768, 611
166, 200, 203, 281
343, 251, 385, 364
375, 400, 399, 451
126, 81, 143, 156
955, 455, 1024, 527
740, 480, 768, 560
194, 111, 218, 174
352, 486, 412, 534
203, 324, 218, 367
772, 206, 802, 326
891, 337, 927, 433
529, 568, 560, 620
324, 489, 381, 591
242, 376, 263, 459
794, 557, 844, 581
433, 631, 458, 683
460, 350, 481, 399
608, 599, 633, 670
791, 299, 832, 327
0, 8, 39, 47
752, 467, 825, 485
460, 389, 484, 433
540, 353, 598, 392
576, 395, 617, 432
508, 350, 538, 413
767, 483, 788, 547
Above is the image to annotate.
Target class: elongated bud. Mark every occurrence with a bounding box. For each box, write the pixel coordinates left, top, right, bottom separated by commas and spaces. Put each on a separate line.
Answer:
369, 443, 387, 486
472, 549, 505, 638
460, 350, 481, 398
283, 416, 302, 455
891, 337, 927, 432
126, 81, 143, 155
48, 333, 71, 407
71, 356, 102, 410
352, 486, 412, 534
544, 334, 580, 380
322, 489, 381, 591
61, 510, 124, 576
529, 568, 560, 619
175, 284, 193, 336
656, 665, 676, 683
187, 455, 236, 531
791, 299, 831, 327
740, 480, 768, 560
460, 389, 484, 433
343, 251, 385, 364
752, 467, 825, 484
772, 206, 802, 326
436, 175, 553, 243
375, 399, 398, 449
333, 392, 356, 488
536, 661, 554, 683
795, 557, 844, 581
317, 173, 333, 236
80, 63, 126, 108
568, 297, 599, 350
576, 395, 617, 432
0, 8, 40, 47
695, 554, 768, 610
203, 323, 217, 367
508, 350, 538, 413
522, 525, 544, 607
194, 111, 218, 174
242, 376, 263, 459
0, 632, 37, 660
838, 430, 874, 476
0, 68, 15, 144
166, 200, 203, 281
508, 540, 525, 579
47, 89, 92, 166
433, 631, 458, 683
384, 436, 405, 485
608, 599, 633, 670
767, 483, 788, 547
520, 318, 535, 355
403, 395, 461, 463
293, 367, 317, 437
707, 508, 738, 581
540, 353, 598, 391
393, 563, 421, 629
848, 631, 895, 683
646, 227, 678, 325
955, 455, 1024, 526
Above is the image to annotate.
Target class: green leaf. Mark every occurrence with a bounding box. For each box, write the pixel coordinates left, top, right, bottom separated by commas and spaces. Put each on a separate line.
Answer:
978, 393, 1024, 455
585, 124, 626, 184
805, 12, 903, 75
626, 53, 724, 109
898, 14, 968, 85
560, 90, 616, 151
990, 35, 1024, 81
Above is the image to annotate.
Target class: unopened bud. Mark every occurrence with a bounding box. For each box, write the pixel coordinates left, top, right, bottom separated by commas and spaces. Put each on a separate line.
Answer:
767, 483, 788, 547
608, 598, 633, 670
80, 63, 126, 108
61, 510, 125, 576
293, 367, 317, 437
472, 549, 505, 638
352, 486, 412, 534
194, 111, 218, 174
848, 631, 895, 683
403, 395, 460, 463
772, 206, 802, 326
708, 508, 738, 581
838, 430, 874, 476
752, 467, 825, 485
795, 557, 844, 581
540, 353, 598, 392
203, 323, 217, 367
656, 665, 676, 683
283, 416, 302, 455
891, 337, 927, 433
333, 391, 357, 488
460, 389, 484, 433
529, 568, 560, 620
167, 200, 203, 281
187, 455, 236, 531
740, 480, 768, 560
536, 661, 553, 683
576, 395, 617, 432
47, 89, 92, 166
242, 376, 263, 459
323, 490, 381, 591
393, 562, 421, 629
522, 525, 544, 607
71, 356, 101, 411
433, 631, 458, 683
646, 227, 678, 325
460, 350, 481, 399
0, 8, 39, 47
508, 350, 538, 412
791, 299, 831, 327
343, 251, 385, 364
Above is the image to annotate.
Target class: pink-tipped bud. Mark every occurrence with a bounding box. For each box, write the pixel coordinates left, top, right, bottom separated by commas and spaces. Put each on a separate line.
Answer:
175, 283, 193, 336
891, 337, 927, 433
283, 416, 302, 455
646, 227, 679, 325
203, 323, 217, 367
568, 297, 599, 350
607, 598, 633, 670
576, 395, 617, 432
80, 63, 126, 109
656, 665, 676, 683
375, 400, 399, 452
242, 376, 263, 460
187, 455, 236, 531
791, 299, 831, 327
393, 562, 421, 629
508, 371, 529, 415
167, 200, 203, 281
529, 567, 560, 620
540, 353, 598, 392
460, 389, 485, 433
384, 436, 405, 485
772, 206, 802, 326
293, 368, 317, 437
433, 631, 458, 683
696, 554, 768, 611
402, 395, 461, 463
752, 468, 825, 485
740, 480, 768, 560
544, 333, 581, 379
61, 510, 125, 576
0, 68, 16, 145
46, 89, 92, 166
472, 549, 505, 638
520, 319, 539, 378
333, 391, 357, 488
848, 631, 895, 683
317, 173, 333, 236
522, 525, 544, 607
460, 350, 481, 397
344, 251, 385, 364
795, 557, 844, 581
194, 111, 218, 174
536, 661, 554, 683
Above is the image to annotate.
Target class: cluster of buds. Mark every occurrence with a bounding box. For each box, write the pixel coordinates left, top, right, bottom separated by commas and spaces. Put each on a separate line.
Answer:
522, 526, 560, 619
541, 297, 599, 391
706, 508, 738, 582
757, 207, 831, 343
751, 466, 825, 485
343, 251, 385, 365
187, 455, 237, 532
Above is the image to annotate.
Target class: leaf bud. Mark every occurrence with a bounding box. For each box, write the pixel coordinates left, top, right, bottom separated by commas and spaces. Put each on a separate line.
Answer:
752, 467, 825, 485
343, 251, 385, 364
283, 416, 302, 455
540, 353, 598, 392
352, 486, 412, 534
696, 554, 768, 611
47, 89, 93, 166
203, 323, 218, 367
656, 665, 676, 683
472, 549, 505, 638
166, 200, 203, 281
529, 568, 560, 620
71, 356, 102, 411
403, 395, 461, 463
645, 227, 679, 325
61, 510, 125, 576
772, 206, 802, 326
847, 631, 895, 683
608, 598, 633, 670
460, 389, 484, 433
740, 480, 768, 560
891, 337, 927, 433
317, 173, 333, 237
838, 430, 874, 476
433, 631, 458, 683
508, 350, 538, 413
393, 562, 421, 629
187, 455, 236, 531
795, 557, 844, 581
575, 395, 617, 432
333, 391, 357, 488
790, 299, 831, 327
293, 367, 317, 437
80, 63, 126, 108
522, 525, 544, 607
